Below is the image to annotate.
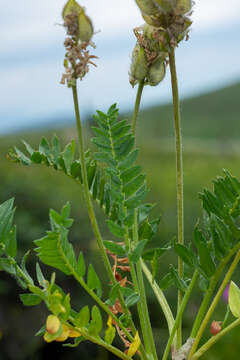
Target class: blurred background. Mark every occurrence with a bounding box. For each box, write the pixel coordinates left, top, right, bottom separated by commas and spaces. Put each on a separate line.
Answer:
0, 0, 240, 359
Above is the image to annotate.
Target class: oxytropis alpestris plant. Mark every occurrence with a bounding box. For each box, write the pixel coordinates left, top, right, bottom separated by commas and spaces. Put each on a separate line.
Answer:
1, 0, 240, 359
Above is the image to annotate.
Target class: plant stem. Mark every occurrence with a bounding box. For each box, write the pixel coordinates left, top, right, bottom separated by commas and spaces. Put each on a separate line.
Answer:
72, 268, 134, 343
169, 48, 184, 348
191, 317, 240, 359
72, 84, 114, 283
190, 242, 240, 338
222, 305, 230, 329
162, 270, 198, 360
68, 319, 132, 360
132, 80, 144, 137
71, 84, 140, 348
141, 259, 175, 336
188, 249, 240, 359
134, 212, 158, 360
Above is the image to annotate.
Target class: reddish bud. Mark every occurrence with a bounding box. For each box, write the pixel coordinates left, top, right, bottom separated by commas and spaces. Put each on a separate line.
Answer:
210, 321, 222, 336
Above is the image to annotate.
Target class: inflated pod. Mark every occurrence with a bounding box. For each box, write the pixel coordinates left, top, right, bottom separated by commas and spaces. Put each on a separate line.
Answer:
135, 0, 160, 16
129, 44, 148, 86
153, 0, 176, 12
78, 10, 94, 42
176, 0, 192, 14
62, 0, 82, 18
146, 58, 166, 86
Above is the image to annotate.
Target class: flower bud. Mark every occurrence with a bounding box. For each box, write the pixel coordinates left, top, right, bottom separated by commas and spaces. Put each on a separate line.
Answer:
46, 315, 61, 335
78, 10, 94, 42
135, 0, 160, 16
129, 44, 148, 87
176, 0, 192, 14
153, 0, 176, 12
210, 321, 222, 336
146, 58, 166, 86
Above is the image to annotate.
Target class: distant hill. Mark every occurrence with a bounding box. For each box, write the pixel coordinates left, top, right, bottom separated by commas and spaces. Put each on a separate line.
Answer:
137, 82, 240, 141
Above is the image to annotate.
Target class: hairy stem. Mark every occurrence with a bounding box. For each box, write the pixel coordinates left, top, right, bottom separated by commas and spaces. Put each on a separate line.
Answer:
132, 80, 145, 137
191, 317, 240, 359
169, 48, 184, 348
162, 271, 198, 360
72, 85, 114, 283
188, 249, 240, 359
134, 212, 158, 360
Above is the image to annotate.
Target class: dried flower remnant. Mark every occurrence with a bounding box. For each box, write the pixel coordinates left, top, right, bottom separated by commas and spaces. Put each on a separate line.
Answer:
60, 0, 98, 86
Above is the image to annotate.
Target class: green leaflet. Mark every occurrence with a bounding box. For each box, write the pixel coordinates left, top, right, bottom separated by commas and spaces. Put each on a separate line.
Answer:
74, 306, 90, 327
229, 281, 240, 318
125, 293, 140, 307
34, 205, 77, 276
194, 227, 216, 278
129, 239, 148, 264
76, 252, 86, 277
169, 266, 188, 292
106, 220, 125, 238
87, 264, 102, 298
5, 225, 17, 258
20, 293, 42, 306
103, 240, 126, 257
91, 104, 152, 235
0, 198, 15, 247
88, 306, 103, 336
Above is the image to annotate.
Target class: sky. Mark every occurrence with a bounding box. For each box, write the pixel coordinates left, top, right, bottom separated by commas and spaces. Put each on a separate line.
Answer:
1, 0, 240, 133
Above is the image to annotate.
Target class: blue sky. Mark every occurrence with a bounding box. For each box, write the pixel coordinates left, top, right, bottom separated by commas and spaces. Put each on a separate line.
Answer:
1, 0, 240, 133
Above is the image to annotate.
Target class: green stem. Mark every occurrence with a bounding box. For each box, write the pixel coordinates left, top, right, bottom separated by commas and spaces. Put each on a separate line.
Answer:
132, 80, 144, 137
169, 48, 184, 348
71, 84, 139, 344
190, 242, 240, 338
141, 260, 175, 338
72, 85, 114, 284
68, 320, 132, 360
134, 212, 158, 360
72, 268, 134, 344
191, 318, 240, 359
188, 249, 240, 359
222, 305, 230, 329
162, 270, 199, 360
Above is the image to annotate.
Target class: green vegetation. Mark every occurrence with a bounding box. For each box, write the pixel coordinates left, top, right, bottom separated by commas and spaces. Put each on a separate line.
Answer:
0, 82, 240, 359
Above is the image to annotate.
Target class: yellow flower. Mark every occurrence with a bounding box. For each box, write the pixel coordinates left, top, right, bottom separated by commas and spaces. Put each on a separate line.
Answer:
55, 324, 70, 342
68, 329, 81, 338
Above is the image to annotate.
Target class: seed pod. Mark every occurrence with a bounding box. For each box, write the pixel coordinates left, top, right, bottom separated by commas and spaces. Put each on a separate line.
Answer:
176, 0, 192, 14
146, 58, 166, 86
153, 0, 176, 12
78, 9, 94, 42
46, 315, 61, 335
210, 321, 222, 336
129, 44, 148, 86
135, 0, 160, 16
62, 0, 82, 19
